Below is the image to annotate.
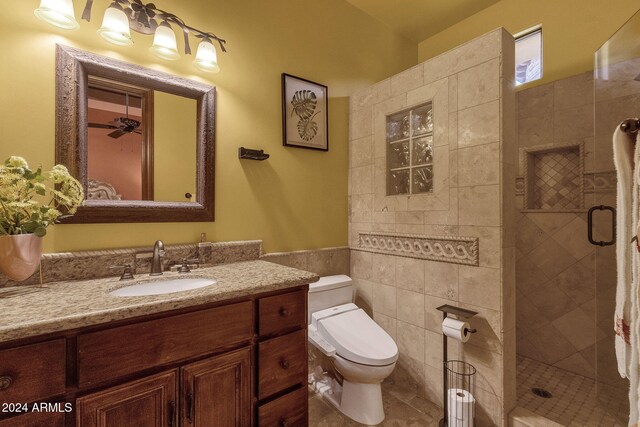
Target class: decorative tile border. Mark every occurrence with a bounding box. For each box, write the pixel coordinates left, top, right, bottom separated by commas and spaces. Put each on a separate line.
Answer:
357, 232, 479, 266
583, 170, 616, 194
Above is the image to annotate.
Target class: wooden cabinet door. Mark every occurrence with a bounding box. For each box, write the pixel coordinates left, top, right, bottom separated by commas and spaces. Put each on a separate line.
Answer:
181, 347, 252, 427
76, 370, 177, 427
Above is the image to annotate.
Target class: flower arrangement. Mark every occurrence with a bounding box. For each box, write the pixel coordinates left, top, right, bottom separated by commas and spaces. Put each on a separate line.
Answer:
0, 156, 84, 236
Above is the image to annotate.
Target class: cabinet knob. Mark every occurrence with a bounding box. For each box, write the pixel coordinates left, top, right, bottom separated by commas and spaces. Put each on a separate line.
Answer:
279, 358, 290, 370
279, 307, 290, 318
0, 376, 12, 391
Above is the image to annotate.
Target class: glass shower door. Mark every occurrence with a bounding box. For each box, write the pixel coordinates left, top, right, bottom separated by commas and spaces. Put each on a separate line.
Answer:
593, 8, 640, 425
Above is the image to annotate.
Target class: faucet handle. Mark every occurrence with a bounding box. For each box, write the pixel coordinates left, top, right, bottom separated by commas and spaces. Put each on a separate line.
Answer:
177, 258, 200, 273
109, 264, 135, 281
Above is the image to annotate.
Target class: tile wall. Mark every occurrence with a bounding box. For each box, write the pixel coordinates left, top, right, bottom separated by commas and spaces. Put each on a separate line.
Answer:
348, 29, 516, 426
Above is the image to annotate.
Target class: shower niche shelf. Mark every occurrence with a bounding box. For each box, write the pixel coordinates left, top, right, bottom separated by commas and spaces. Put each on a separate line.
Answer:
523, 144, 584, 211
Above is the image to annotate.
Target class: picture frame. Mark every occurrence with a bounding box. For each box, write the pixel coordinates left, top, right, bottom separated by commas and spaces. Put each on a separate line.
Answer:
281, 73, 329, 151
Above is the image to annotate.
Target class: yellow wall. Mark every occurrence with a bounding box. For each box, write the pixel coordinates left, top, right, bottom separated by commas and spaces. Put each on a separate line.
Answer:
417, 0, 640, 88
153, 92, 197, 202
0, 0, 416, 253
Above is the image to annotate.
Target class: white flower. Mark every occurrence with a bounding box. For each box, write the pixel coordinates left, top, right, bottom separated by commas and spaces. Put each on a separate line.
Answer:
5, 156, 28, 169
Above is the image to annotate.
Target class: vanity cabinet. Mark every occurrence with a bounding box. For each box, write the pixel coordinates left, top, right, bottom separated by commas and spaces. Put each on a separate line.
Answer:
0, 287, 308, 427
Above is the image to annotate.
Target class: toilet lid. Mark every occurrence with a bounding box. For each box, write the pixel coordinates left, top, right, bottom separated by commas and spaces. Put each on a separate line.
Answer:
317, 308, 398, 366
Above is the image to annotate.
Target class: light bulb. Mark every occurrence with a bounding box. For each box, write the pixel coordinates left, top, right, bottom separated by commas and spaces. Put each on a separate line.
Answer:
97, 5, 133, 46
194, 39, 220, 73
151, 23, 180, 60
34, 0, 79, 30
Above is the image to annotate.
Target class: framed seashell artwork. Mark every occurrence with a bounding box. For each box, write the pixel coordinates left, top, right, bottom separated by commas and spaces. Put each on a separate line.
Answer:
281, 73, 328, 151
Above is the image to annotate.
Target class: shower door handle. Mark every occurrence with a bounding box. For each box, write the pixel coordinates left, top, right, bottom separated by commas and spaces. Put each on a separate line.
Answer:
588, 205, 616, 246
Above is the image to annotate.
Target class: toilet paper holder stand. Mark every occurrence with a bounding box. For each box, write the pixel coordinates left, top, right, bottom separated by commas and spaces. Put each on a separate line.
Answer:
436, 304, 478, 427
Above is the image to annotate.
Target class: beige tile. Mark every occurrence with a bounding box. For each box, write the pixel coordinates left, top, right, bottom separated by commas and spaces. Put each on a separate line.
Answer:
373, 311, 397, 340
516, 215, 548, 255
262, 252, 308, 271
372, 283, 397, 317
550, 216, 593, 261
553, 71, 593, 111
449, 74, 458, 112
424, 294, 454, 333
391, 64, 424, 97
349, 135, 373, 168
307, 248, 351, 277
424, 329, 442, 369
460, 303, 502, 354
526, 212, 576, 235
396, 321, 425, 363
395, 211, 424, 225
396, 257, 425, 293
553, 104, 594, 143
460, 345, 502, 396
458, 100, 500, 148
526, 238, 577, 279
526, 324, 578, 364
351, 106, 373, 140
373, 211, 396, 224
458, 58, 500, 110
350, 87, 373, 111
372, 78, 391, 104
517, 82, 554, 119
423, 363, 443, 406
458, 266, 501, 311
460, 225, 501, 268
424, 261, 458, 299
395, 224, 424, 234
371, 253, 395, 286
449, 112, 458, 150
518, 114, 553, 147
527, 282, 579, 321
397, 288, 425, 328
350, 250, 372, 280
551, 307, 597, 351
457, 142, 500, 187
549, 253, 594, 305
350, 165, 373, 195
458, 185, 500, 227
353, 278, 373, 313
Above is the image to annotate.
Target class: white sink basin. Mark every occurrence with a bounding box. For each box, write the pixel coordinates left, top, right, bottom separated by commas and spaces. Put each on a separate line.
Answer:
109, 278, 216, 297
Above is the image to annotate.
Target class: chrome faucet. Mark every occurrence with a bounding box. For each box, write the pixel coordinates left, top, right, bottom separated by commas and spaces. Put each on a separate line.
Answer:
150, 240, 165, 276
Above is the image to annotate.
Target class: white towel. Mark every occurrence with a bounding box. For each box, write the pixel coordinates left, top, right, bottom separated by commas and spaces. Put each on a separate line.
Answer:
613, 125, 636, 379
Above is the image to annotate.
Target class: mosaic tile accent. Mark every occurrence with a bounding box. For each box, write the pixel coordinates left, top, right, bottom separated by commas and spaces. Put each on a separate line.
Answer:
517, 356, 628, 426
524, 145, 584, 210
515, 176, 525, 196
357, 232, 479, 266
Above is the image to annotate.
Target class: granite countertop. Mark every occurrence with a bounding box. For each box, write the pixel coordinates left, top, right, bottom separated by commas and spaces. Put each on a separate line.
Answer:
0, 260, 318, 344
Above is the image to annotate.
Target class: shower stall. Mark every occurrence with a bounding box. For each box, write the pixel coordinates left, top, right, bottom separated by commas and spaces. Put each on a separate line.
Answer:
514, 8, 640, 426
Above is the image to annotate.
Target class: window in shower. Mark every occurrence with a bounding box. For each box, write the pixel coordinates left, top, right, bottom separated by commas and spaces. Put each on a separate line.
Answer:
515, 26, 543, 85
386, 103, 433, 196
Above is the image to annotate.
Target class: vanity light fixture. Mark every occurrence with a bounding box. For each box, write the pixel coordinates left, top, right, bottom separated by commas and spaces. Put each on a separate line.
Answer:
97, 3, 133, 46
150, 21, 179, 60
35, 0, 227, 72
34, 0, 80, 30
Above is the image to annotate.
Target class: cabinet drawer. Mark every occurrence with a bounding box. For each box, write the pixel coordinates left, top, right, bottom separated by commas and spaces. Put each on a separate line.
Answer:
258, 330, 306, 399
0, 340, 65, 404
258, 387, 307, 427
78, 301, 253, 387
259, 290, 306, 336
0, 412, 64, 427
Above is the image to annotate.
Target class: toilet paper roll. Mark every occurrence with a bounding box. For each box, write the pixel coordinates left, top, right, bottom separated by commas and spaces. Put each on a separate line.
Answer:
442, 317, 471, 342
447, 388, 475, 427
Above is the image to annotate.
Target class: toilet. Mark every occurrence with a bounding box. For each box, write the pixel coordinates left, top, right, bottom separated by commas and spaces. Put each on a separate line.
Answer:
308, 275, 399, 425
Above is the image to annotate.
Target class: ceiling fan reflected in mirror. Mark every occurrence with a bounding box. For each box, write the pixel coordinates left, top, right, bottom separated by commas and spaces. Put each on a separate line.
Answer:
88, 93, 143, 139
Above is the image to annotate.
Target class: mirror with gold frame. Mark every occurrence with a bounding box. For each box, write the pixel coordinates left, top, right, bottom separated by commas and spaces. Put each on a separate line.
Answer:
55, 45, 215, 223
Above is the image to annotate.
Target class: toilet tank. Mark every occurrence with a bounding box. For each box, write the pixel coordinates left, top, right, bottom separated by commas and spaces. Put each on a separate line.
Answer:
308, 275, 354, 323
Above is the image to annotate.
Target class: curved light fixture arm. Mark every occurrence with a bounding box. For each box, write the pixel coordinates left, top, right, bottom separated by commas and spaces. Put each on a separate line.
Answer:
80, 0, 227, 54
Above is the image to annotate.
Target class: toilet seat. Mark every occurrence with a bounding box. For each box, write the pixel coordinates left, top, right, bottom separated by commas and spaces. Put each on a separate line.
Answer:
313, 303, 398, 366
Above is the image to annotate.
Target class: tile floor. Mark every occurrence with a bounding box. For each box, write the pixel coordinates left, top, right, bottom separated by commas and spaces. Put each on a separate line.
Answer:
309, 378, 443, 426
516, 355, 628, 427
